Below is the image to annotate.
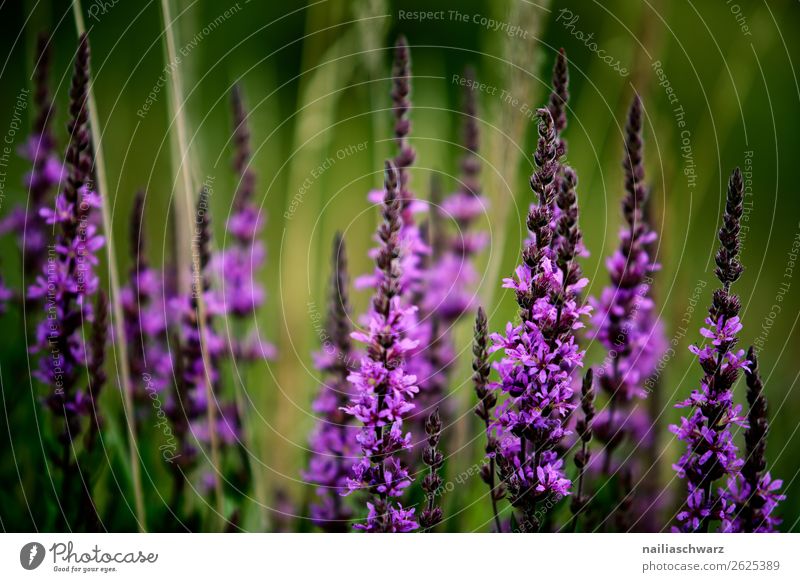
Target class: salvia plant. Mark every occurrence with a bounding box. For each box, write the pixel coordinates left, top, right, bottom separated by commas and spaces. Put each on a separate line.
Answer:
0, 28, 786, 534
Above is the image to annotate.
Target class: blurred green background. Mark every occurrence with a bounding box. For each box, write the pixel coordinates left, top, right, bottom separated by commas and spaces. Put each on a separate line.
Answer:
1, 0, 799, 531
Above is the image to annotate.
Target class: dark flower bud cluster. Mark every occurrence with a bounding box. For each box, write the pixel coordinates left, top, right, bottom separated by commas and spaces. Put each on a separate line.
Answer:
473, 306, 503, 531
420, 408, 444, 530
570, 368, 595, 530
547, 49, 569, 159
726, 347, 784, 532
392, 36, 415, 204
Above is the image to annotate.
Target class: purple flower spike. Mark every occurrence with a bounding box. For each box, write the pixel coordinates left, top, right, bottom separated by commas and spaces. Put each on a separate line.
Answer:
724, 347, 784, 532
171, 190, 225, 472
344, 161, 419, 533
304, 233, 360, 531
426, 66, 488, 324
490, 109, 590, 530
122, 191, 173, 420
587, 97, 666, 501
0, 33, 64, 278
670, 167, 749, 532
27, 35, 104, 527
212, 86, 275, 359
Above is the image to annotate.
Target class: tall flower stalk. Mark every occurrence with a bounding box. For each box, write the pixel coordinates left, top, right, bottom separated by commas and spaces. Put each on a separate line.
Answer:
427, 67, 487, 323
728, 347, 784, 532
670, 168, 749, 532
28, 34, 105, 528
588, 96, 665, 483
72, 4, 146, 528
304, 233, 359, 531
214, 87, 275, 499
472, 306, 503, 532
355, 37, 434, 455
122, 191, 173, 425
344, 161, 419, 532
169, 192, 227, 503
490, 109, 590, 530
215, 86, 274, 356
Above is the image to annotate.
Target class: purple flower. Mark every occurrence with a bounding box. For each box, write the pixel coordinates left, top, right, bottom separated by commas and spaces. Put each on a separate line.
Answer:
304, 234, 361, 531
27, 36, 104, 526
168, 190, 225, 474
212, 86, 275, 358
671, 167, 749, 532
122, 192, 174, 422
0, 34, 64, 278
490, 109, 590, 529
343, 161, 419, 533
587, 97, 667, 501
425, 67, 488, 324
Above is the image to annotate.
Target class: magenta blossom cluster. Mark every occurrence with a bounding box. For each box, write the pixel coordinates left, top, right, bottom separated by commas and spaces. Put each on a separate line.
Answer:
343, 162, 419, 532
588, 96, 666, 482
28, 34, 103, 423
304, 234, 360, 531
671, 168, 751, 532
211, 87, 275, 362
490, 109, 590, 529
355, 38, 438, 446
121, 191, 173, 418
426, 67, 487, 323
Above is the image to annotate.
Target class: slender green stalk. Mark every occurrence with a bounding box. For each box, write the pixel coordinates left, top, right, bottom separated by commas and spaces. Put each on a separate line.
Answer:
160, 0, 224, 529
71, 0, 146, 532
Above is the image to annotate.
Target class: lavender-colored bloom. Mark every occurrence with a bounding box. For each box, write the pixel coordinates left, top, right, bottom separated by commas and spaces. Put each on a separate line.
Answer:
170, 191, 227, 473
355, 38, 438, 447
27, 35, 104, 526
726, 346, 784, 532
304, 233, 360, 531
343, 161, 419, 533
426, 67, 488, 323
0, 33, 64, 277
212, 86, 275, 360
670, 168, 749, 533
588, 96, 666, 474
490, 110, 590, 529
122, 192, 173, 421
